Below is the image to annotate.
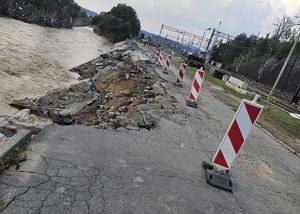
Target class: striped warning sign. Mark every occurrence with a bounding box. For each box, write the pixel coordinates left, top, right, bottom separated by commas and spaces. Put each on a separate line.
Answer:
152, 47, 156, 57
155, 48, 160, 62
159, 51, 164, 63
174, 63, 187, 86
163, 55, 171, 73
212, 99, 264, 170
188, 69, 205, 101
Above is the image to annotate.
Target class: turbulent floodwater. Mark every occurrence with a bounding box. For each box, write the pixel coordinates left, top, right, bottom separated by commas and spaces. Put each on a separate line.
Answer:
0, 17, 112, 115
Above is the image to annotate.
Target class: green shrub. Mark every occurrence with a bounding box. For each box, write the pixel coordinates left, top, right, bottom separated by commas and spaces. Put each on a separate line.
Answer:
95, 4, 141, 43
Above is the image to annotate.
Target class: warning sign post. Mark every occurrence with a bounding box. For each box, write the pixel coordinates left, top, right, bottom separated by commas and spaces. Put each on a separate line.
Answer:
163, 55, 172, 74
173, 63, 187, 87
203, 95, 264, 192
186, 69, 205, 108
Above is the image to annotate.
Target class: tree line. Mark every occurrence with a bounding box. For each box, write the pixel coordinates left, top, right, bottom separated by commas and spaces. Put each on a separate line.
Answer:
210, 15, 300, 71
0, 0, 81, 28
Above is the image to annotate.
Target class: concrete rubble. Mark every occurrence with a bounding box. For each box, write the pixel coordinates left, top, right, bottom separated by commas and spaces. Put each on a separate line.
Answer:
10, 40, 178, 131
0, 109, 48, 159
0, 133, 8, 142
0, 109, 53, 137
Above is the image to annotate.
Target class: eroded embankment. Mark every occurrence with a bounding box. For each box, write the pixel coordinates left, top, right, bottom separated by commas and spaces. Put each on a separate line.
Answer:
9, 41, 178, 131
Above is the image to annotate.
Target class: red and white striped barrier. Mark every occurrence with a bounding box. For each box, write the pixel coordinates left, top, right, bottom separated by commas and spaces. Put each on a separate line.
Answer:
163, 55, 171, 74
174, 63, 187, 86
212, 97, 263, 170
186, 69, 205, 108
151, 47, 156, 57
159, 51, 164, 64
155, 49, 160, 63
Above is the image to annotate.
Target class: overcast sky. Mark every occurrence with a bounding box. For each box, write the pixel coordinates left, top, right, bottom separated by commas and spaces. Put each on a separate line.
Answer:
75, 0, 299, 37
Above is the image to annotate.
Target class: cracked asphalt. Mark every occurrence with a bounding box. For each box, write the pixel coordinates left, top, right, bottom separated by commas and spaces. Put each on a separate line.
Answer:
1, 48, 300, 213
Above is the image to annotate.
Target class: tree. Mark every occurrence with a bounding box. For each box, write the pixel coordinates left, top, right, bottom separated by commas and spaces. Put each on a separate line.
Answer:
0, 0, 8, 15
210, 44, 224, 62
273, 16, 294, 41
252, 37, 270, 57
0, 0, 81, 28
210, 33, 255, 68
140, 33, 145, 40
91, 12, 106, 25
274, 41, 293, 59
96, 4, 141, 43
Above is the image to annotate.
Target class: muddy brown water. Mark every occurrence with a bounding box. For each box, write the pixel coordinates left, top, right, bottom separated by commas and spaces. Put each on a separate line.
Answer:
0, 17, 112, 115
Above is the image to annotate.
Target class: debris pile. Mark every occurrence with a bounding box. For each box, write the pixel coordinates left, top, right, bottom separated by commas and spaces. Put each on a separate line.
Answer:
0, 109, 53, 138
10, 41, 178, 130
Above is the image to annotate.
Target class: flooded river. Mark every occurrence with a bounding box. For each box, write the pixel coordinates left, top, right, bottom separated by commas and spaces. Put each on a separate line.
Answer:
0, 17, 112, 115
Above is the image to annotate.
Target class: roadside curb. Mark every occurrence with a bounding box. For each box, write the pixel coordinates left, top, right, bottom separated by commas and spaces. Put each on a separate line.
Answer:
0, 129, 32, 159
256, 124, 300, 158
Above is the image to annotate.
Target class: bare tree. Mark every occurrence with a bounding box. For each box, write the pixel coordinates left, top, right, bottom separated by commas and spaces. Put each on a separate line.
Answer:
273, 15, 294, 40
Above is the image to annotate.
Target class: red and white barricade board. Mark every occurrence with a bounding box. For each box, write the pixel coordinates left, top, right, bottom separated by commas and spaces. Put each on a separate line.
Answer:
174, 63, 187, 86
212, 99, 264, 170
159, 51, 164, 64
187, 69, 205, 101
151, 47, 156, 57
155, 49, 160, 62
163, 55, 171, 74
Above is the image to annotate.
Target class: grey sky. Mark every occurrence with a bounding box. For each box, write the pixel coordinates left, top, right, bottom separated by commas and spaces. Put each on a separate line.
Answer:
75, 0, 299, 37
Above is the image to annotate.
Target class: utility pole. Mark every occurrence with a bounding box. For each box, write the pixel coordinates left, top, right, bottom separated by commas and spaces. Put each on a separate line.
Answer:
236, 36, 256, 73
291, 83, 300, 104
156, 24, 164, 45
181, 32, 185, 43
198, 28, 211, 55
257, 47, 272, 82
205, 28, 215, 57
214, 21, 222, 47
159, 24, 164, 37
236, 56, 244, 73
257, 33, 271, 82
267, 31, 300, 101
176, 32, 180, 52
281, 52, 299, 91
217, 21, 222, 32
176, 32, 180, 41
188, 36, 195, 53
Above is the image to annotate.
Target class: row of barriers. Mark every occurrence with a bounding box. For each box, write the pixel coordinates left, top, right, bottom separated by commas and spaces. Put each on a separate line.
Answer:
150, 46, 264, 192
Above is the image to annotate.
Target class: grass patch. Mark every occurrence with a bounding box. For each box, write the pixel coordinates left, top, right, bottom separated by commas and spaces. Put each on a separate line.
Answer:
204, 72, 300, 146
186, 67, 224, 86
0, 198, 4, 210
261, 101, 300, 135
0, 148, 27, 211
205, 73, 225, 88
223, 85, 253, 100
172, 56, 184, 69
161, 47, 172, 55
0, 148, 27, 172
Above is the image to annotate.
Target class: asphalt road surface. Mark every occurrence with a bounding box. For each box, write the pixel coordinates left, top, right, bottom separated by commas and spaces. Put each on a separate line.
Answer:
0, 48, 299, 214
